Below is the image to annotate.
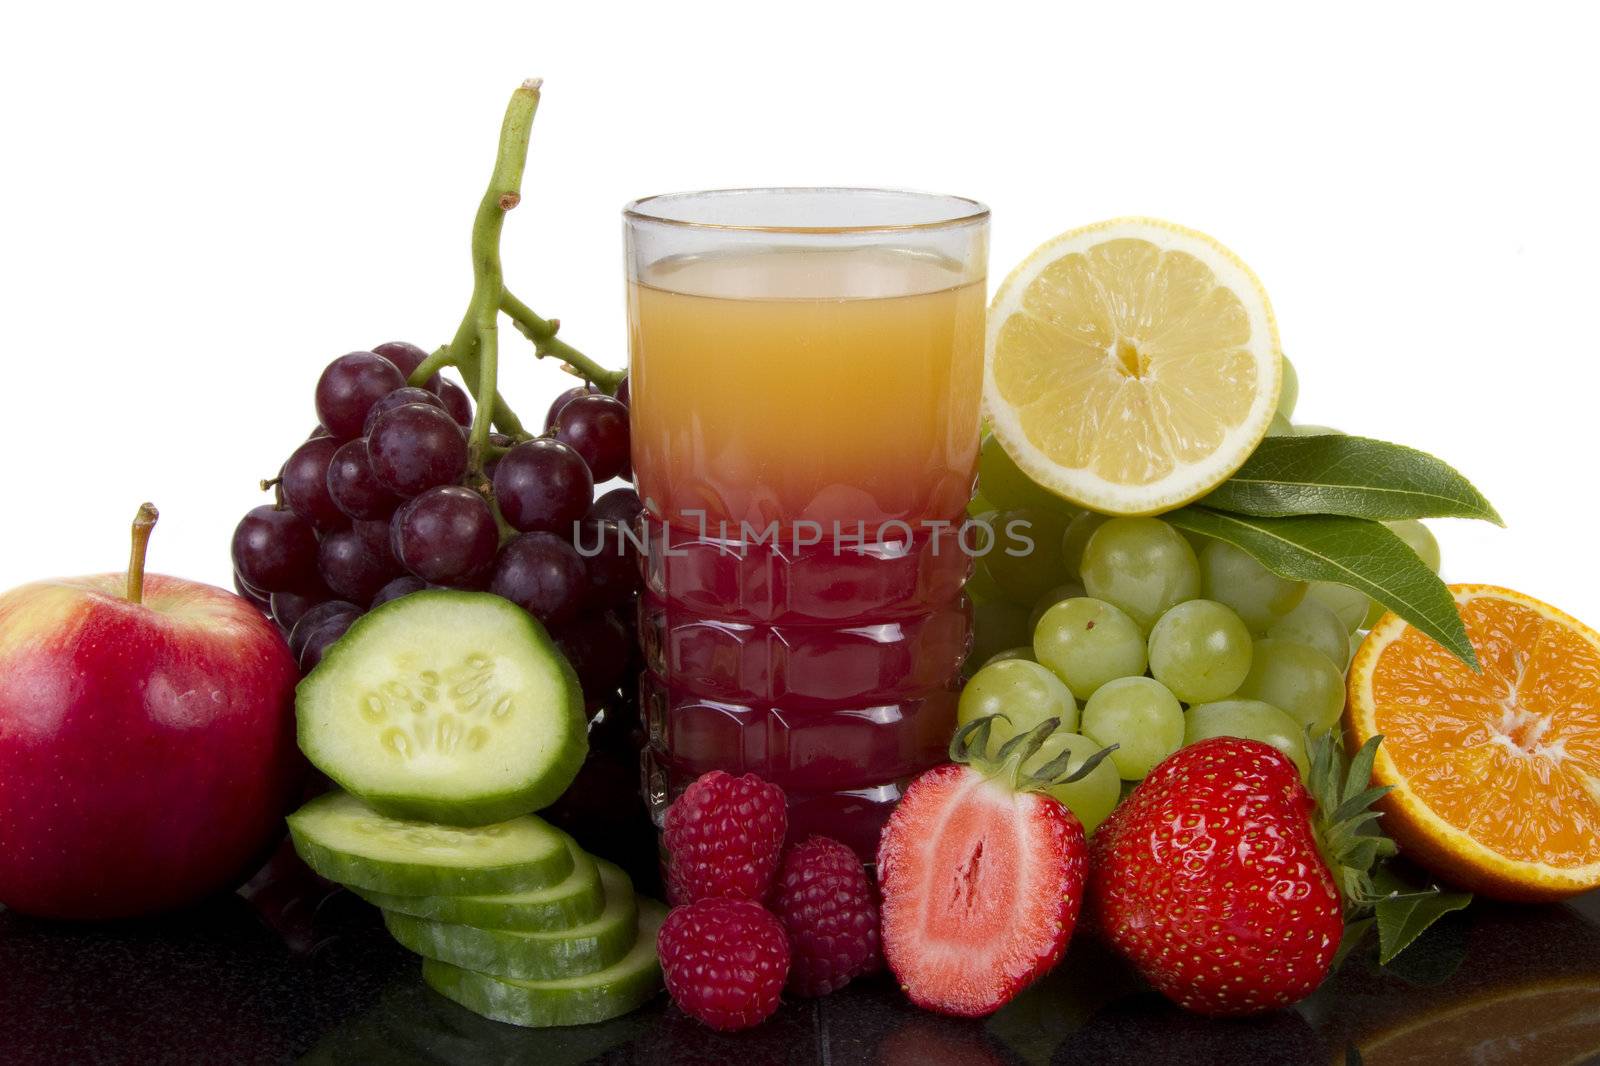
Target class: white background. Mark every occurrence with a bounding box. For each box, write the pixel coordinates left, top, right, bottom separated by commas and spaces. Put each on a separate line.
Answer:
1, 2, 1595, 619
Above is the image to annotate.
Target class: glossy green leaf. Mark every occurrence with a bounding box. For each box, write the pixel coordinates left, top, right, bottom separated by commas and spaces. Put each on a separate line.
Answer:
1201, 435, 1502, 523
1372, 868, 1472, 964
1166, 508, 1478, 669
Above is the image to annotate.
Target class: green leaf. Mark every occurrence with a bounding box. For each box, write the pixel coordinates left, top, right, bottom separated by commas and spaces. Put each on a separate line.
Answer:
1372, 868, 1472, 964
1332, 917, 1375, 970
1200, 435, 1502, 523
1166, 508, 1478, 669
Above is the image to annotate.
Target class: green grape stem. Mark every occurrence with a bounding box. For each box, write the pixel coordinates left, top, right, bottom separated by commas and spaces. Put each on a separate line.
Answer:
414, 79, 626, 473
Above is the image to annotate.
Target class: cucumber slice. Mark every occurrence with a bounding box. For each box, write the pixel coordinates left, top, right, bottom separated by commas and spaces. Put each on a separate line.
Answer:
356, 838, 605, 931
296, 590, 586, 826
288, 790, 573, 897
422, 901, 667, 1027
384, 860, 639, 981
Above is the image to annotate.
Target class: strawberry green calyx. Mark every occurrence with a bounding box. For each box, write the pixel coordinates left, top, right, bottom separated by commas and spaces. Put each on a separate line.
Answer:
1305, 731, 1400, 911
949, 716, 1118, 794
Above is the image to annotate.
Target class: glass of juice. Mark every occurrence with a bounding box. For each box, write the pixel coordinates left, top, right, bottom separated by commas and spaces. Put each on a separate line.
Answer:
623, 189, 988, 862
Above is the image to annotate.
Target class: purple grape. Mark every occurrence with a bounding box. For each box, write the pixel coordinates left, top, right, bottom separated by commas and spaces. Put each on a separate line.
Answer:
281, 436, 347, 533
371, 341, 443, 391
327, 438, 402, 520
588, 487, 643, 526
297, 611, 359, 672
317, 528, 400, 605
269, 582, 332, 633
353, 517, 398, 562
578, 520, 641, 606
490, 532, 589, 626
614, 377, 630, 407
391, 486, 499, 584
551, 609, 631, 705
545, 384, 597, 431
368, 403, 468, 497
362, 386, 446, 437
436, 379, 473, 428
233, 571, 271, 613
554, 394, 630, 483
315, 352, 405, 440
288, 600, 360, 660
493, 438, 594, 535
308, 424, 333, 441
232, 506, 319, 593
370, 575, 428, 609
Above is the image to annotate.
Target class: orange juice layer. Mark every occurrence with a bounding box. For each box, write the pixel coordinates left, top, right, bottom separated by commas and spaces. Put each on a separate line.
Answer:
629, 246, 985, 530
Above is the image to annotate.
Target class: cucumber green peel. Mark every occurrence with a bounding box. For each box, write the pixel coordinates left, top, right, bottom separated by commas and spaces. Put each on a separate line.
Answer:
296, 590, 587, 827
356, 838, 605, 932
287, 790, 573, 897
422, 901, 666, 1029
384, 861, 639, 981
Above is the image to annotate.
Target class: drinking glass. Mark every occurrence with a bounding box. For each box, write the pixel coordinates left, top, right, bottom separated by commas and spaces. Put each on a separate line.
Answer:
624, 188, 988, 860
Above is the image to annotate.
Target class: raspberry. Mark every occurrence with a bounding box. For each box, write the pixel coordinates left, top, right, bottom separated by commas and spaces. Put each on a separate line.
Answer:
657, 897, 790, 1031
663, 770, 787, 905
771, 835, 880, 997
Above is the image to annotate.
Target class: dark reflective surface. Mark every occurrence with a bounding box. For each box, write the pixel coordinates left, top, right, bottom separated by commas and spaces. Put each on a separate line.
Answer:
3, 847, 1599, 1066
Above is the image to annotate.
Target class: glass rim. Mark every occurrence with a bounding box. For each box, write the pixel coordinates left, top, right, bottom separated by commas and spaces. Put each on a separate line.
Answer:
622, 187, 990, 235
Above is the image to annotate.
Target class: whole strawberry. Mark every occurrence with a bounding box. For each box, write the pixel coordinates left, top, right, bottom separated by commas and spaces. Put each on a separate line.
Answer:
771, 835, 880, 997
1089, 736, 1383, 1017
664, 770, 787, 905
658, 897, 790, 1031
878, 717, 1103, 1017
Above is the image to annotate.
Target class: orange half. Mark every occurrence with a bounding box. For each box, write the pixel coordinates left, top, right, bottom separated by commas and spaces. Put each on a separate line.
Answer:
1347, 584, 1600, 901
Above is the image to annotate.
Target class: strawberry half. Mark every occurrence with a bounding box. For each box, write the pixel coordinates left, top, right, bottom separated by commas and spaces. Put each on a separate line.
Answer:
1089, 734, 1392, 1017
877, 717, 1110, 1017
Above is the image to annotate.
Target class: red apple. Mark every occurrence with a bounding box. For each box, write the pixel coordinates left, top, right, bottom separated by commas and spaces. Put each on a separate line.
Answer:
0, 504, 305, 919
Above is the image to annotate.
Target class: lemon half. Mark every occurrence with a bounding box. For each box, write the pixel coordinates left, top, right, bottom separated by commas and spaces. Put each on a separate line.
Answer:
984, 218, 1282, 516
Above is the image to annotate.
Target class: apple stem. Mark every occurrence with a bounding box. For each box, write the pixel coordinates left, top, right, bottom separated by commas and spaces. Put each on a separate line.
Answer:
127, 503, 159, 604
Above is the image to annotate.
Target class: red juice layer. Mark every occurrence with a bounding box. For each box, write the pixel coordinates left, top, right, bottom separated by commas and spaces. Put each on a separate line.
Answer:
638, 517, 972, 624
639, 593, 970, 707
640, 671, 957, 793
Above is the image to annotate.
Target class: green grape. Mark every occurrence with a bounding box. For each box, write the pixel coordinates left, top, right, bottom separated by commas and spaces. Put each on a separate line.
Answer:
1306, 580, 1371, 634
1033, 597, 1148, 700
1177, 527, 1211, 556
958, 659, 1078, 749
1080, 676, 1185, 780
1028, 580, 1087, 632
1266, 599, 1350, 669
1233, 638, 1345, 734
978, 432, 1078, 515
966, 558, 1004, 605
1349, 630, 1364, 665
1199, 539, 1306, 633
984, 507, 1072, 603
1060, 511, 1109, 581
980, 645, 1035, 670
968, 600, 1031, 676
967, 493, 995, 518
1266, 411, 1294, 437
1386, 519, 1441, 573
1020, 731, 1122, 834
1147, 599, 1253, 703
1293, 423, 1344, 436
1080, 518, 1201, 632
1277, 355, 1299, 419
1184, 700, 1309, 777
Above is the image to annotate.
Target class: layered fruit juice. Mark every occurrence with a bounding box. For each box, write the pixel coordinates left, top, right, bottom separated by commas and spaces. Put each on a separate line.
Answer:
629, 245, 984, 860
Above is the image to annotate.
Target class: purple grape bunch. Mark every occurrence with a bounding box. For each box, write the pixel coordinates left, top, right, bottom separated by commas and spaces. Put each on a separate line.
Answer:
229, 344, 638, 703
